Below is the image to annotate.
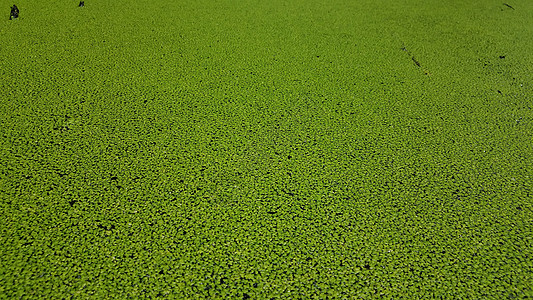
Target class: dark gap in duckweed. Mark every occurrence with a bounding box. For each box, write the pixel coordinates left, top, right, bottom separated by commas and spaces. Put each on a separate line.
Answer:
503, 3, 514, 10
9, 4, 19, 20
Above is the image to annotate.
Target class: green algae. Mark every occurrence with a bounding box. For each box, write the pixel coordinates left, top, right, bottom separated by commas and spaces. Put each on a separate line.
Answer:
1, 0, 532, 298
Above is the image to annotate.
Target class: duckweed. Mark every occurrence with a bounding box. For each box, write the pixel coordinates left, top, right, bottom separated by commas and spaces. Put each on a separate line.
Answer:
1, 0, 532, 298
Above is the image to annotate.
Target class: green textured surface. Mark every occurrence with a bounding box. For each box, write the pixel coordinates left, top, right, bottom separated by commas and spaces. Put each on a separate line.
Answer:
1, 0, 532, 298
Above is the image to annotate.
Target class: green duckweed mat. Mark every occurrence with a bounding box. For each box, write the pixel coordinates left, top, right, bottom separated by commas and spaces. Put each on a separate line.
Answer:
1, 0, 532, 298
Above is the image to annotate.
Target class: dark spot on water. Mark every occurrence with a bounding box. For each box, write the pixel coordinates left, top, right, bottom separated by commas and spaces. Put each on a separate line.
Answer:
9, 4, 19, 20
97, 223, 115, 231
503, 3, 514, 10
